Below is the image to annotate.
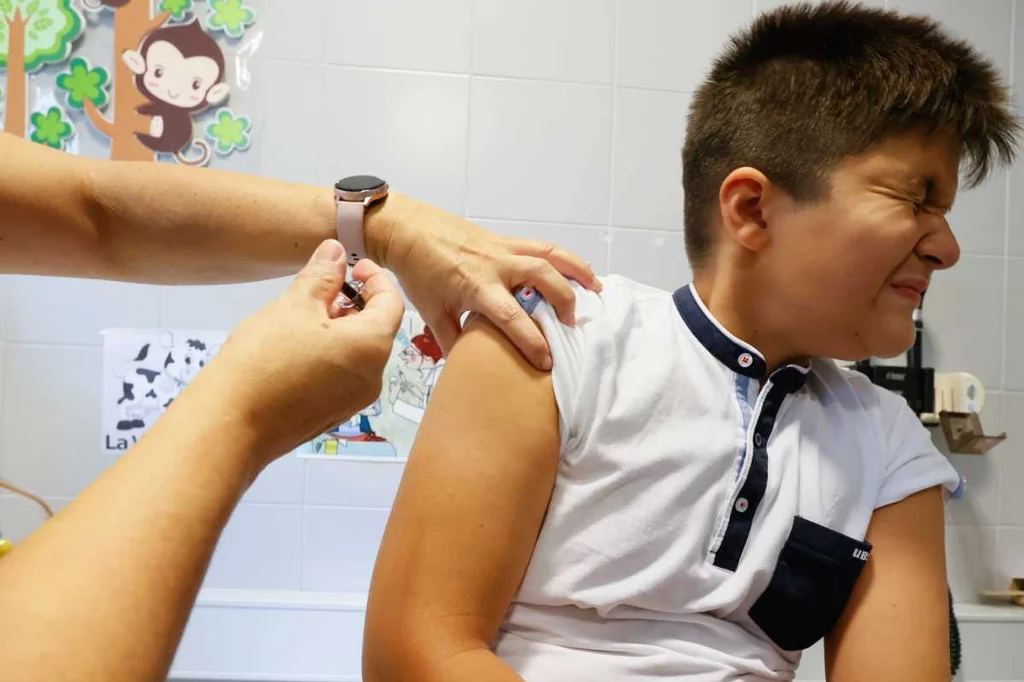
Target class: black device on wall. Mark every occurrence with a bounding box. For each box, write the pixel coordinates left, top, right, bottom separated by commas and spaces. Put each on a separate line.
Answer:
852, 297, 934, 417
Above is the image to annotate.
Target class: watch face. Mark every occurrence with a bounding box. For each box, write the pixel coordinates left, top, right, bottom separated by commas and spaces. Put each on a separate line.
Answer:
336, 175, 386, 193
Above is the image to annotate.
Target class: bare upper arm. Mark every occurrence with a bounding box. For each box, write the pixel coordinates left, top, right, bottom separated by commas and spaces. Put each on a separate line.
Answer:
824, 486, 949, 681
363, 316, 562, 679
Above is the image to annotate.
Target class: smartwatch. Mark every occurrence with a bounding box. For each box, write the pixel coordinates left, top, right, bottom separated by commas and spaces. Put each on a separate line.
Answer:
334, 175, 389, 266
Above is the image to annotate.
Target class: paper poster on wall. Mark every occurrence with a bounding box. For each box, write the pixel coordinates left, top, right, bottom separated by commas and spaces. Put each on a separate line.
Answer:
1, 0, 258, 167
102, 311, 448, 460
294, 312, 447, 460
101, 328, 226, 452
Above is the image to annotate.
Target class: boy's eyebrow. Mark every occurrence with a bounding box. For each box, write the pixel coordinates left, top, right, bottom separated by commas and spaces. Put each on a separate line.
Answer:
923, 176, 936, 197
923, 174, 958, 207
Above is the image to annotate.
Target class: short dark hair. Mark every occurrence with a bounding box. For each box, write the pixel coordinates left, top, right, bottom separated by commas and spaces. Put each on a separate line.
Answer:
682, 0, 1020, 268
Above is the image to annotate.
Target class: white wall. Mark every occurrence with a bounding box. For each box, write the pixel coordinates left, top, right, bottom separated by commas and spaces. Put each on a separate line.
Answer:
1, 0, 1022, 647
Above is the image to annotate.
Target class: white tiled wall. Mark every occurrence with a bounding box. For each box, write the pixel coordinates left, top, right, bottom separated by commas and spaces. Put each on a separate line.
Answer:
1, 0, 1022, 613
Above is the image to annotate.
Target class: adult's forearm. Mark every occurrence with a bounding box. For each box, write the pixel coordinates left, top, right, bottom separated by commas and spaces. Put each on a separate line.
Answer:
0, 132, 413, 284
83, 159, 338, 283
0, 371, 261, 682
81, 159, 419, 284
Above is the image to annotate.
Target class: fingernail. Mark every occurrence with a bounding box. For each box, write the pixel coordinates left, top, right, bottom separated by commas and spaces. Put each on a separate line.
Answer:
542, 354, 553, 371
313, 240, 345, 263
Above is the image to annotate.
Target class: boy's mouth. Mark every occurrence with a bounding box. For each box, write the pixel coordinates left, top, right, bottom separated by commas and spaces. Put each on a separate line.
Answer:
890, 277, 928, 304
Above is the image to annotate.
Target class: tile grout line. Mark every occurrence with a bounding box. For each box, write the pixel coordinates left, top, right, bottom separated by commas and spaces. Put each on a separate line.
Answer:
1001, 0, 1017, 398
299, 457, 308, 590
997, 0, 1018, 529
463, 0, 477, 219
607, 0, 623, 273
263, 56, 645, 90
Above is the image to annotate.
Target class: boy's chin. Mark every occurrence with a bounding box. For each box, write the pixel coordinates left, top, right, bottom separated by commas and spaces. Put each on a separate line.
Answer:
824, 322, 915, 363
862, 324, 916, 360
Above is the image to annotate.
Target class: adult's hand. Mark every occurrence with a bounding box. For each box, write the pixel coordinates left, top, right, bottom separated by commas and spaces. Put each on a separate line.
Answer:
200, 239, 404, 467
0, 241, 404, 682
373, 200, 602, 371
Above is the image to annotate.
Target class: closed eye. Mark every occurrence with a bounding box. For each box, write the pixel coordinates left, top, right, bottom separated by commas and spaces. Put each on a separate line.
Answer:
916, 198, 953, 217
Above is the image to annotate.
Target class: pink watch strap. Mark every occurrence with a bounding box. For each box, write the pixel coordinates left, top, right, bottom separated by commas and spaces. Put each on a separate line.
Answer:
335, 199, 367, 267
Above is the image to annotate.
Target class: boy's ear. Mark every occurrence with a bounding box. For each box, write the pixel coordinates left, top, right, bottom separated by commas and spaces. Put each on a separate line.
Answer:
718, 167, 774, 254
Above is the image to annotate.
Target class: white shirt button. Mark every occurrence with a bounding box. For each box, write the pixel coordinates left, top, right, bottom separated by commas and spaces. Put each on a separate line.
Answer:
735, 497, 749, 513
738, 352, 754, 368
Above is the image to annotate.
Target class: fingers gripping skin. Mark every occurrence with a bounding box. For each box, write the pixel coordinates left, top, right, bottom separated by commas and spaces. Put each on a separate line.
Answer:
377, 201, 601, 372
507, 237, 601, 301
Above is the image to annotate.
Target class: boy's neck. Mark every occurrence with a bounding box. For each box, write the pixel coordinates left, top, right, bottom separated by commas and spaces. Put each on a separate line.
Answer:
691, 270, 812, 377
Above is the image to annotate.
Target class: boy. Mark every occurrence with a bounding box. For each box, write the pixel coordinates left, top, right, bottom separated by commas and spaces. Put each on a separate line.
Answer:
363, 2, 1020, 680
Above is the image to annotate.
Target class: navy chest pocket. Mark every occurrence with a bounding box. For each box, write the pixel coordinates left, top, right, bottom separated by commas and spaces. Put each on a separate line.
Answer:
749, 516, 871, 652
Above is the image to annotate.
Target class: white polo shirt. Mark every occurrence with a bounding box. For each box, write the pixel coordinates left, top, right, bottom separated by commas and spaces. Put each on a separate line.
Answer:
494, 276, 963, 680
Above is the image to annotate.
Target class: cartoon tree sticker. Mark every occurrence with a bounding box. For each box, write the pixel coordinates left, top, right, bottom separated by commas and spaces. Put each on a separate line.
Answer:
205, 0, 254, 40
78, 1, 257, 166
30, 104, 72, 149
205, 107, 248, 154
80, 0, 171, 161
158, 0, 193, 22
0, 0, 84, 138
56, 56, 108, 109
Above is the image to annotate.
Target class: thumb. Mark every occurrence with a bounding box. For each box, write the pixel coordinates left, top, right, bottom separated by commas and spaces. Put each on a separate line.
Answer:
349, 259, 405, 335
291, 239, 348, 306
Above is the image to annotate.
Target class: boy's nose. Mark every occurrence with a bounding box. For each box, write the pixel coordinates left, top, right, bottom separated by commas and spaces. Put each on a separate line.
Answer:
916, 219, 960, 270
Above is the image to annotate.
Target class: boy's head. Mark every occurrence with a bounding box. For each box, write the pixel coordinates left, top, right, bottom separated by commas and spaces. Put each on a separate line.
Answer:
683, 0, 1019, 362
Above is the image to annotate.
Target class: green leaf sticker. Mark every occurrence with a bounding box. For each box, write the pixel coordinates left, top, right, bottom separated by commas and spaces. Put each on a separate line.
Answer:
0, 0, 85, 73
56, 56, 110, 110
204, 108, 251, 155
158, 0, 193, 22
30, 105, 74, 150
206, 0, 256, 40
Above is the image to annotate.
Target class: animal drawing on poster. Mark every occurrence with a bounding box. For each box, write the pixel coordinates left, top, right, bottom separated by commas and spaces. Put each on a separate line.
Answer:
312, 399, 397, 457
111, 332, 218, 437
390, 326, 445, 424
155, 337, 215, 408
122, 19, 229, 166
113, 340, 167, 431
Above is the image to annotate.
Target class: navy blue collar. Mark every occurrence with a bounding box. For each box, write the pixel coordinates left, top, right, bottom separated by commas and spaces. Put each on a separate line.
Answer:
672, 283, 808, 390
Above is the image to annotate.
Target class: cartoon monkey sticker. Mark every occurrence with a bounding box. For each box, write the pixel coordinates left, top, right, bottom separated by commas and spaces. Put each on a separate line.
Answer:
122, 20, 230, 166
